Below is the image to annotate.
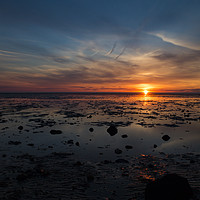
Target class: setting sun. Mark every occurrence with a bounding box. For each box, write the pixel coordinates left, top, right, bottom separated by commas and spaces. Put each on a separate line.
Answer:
144, 90, 148, 95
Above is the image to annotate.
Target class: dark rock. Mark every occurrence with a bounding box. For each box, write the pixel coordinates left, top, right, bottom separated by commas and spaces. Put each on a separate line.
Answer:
50, 129, 62, 135
125, 145, 133, 149
162, 135, 170, 141
27, 143, 34, 146
75, 142, 80, 146
115, 148, 122, 154
121, 134, 128, 138
154, 144, 158, 148
145, 174, 193, 200
18, 126, 23, 130
89, 128, 94, 132
115, 159, 129, 163
8, 141, 21, 145
107, 125, 118, 136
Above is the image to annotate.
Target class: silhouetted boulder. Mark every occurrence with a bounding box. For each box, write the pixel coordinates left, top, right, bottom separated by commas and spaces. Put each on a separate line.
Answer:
89, 128, 94, 132
75, 142, 80, 146
121, 134, 128, 138
125, 145, 133, 149
145, 174, 193, 200
107, 125, 118, 136
162, 135, 170, 141
50, 130, 62, 135
18, 126, 23, 130
27, 143, 34, 146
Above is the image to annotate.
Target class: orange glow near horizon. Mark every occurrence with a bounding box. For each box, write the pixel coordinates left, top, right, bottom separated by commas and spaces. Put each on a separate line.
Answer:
143, 89, 149, 95
0, 75, 199, 93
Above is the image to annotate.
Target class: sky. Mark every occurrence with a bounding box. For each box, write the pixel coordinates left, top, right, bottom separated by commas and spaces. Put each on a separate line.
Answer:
0, 0, 200, 93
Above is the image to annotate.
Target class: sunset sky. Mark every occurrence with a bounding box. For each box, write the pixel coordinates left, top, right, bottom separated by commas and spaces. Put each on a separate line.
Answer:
0, 0, 200, 93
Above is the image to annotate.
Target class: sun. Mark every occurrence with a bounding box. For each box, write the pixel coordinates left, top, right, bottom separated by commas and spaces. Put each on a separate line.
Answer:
143, 89, 148, 95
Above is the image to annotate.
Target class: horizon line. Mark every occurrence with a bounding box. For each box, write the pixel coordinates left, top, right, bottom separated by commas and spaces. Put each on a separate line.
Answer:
0, 91, 200, 95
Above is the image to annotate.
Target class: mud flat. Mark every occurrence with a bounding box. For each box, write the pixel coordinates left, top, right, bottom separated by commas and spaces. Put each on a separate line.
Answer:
0, 93, 200, 199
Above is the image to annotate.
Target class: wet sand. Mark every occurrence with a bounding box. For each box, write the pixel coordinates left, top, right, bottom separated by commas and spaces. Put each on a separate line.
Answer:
0, 93, 200, 199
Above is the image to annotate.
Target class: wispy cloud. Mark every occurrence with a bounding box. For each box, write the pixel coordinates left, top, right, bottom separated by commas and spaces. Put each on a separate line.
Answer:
0, 0, 200, 92
150, 32, 200, 51
152, 51, 200, 65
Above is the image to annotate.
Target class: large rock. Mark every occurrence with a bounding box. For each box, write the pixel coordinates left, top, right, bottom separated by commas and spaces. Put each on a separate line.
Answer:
89, 128, 94, 132
162, 135, 170, 141
107, 125, 118, 136
145, 173, 193, 200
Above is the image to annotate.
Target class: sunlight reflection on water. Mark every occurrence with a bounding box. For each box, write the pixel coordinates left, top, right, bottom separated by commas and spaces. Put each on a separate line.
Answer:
0, 93, 199, 160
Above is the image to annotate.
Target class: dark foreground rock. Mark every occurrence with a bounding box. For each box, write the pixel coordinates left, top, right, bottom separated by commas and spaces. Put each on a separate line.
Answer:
162, 134, 170, 141
89, 127, 94, 132
125, 145, 133, 149
153, 144, 157, 148
121, 134, 128, 138
145, 173, 193, 200
107, 125, 118, 136
18, 126, 23, 130
8, 141, 21, 145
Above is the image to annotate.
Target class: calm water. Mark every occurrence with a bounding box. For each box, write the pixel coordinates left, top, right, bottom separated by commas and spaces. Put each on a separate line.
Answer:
0, 92, 199, 161
0, 93, 200, 199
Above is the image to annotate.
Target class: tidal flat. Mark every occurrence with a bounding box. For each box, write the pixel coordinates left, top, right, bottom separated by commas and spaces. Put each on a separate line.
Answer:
0, 93, 200, 199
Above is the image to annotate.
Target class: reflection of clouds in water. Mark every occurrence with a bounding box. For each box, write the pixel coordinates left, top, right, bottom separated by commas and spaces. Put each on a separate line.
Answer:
0, 93, 200, 159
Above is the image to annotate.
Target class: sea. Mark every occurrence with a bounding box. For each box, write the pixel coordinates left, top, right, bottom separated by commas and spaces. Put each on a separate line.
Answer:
0, 92, 200, 199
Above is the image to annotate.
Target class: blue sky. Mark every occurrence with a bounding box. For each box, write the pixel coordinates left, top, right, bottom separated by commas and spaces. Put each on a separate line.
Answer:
0, 0, 200, 92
